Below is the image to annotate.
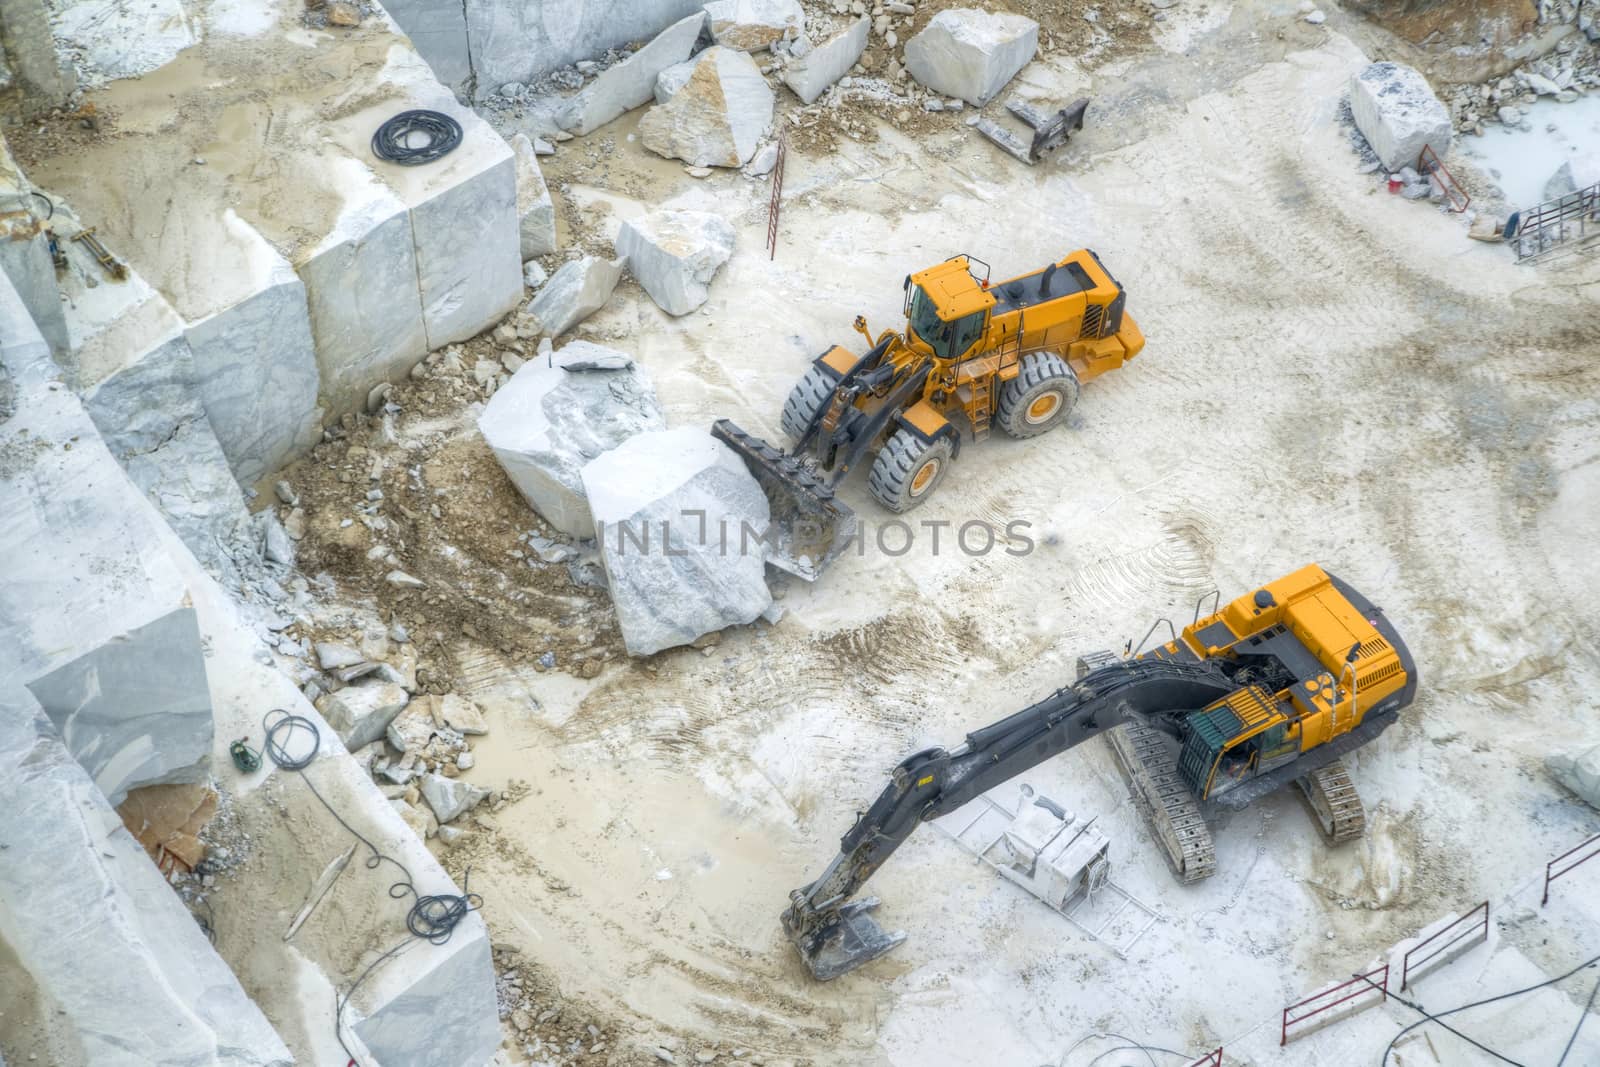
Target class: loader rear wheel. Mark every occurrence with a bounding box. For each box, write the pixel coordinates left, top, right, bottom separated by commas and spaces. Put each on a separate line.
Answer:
996, 352, 1079, 439
867, 430, 953, 513
781, 365, 836, 441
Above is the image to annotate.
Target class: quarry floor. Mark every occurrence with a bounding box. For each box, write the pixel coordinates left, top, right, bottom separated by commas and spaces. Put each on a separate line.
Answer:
286, 12, 1600, 1067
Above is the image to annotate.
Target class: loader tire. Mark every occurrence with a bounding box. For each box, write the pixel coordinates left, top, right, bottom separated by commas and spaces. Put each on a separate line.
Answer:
781, 365, 836, 441
867, 430, 953, 513
996, 352, 1079, 439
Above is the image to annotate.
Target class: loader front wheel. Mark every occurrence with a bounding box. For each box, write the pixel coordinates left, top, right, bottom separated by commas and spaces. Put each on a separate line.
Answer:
781, 365, 836, 441
996, 352, 1079, 439
868, 430, 954, 513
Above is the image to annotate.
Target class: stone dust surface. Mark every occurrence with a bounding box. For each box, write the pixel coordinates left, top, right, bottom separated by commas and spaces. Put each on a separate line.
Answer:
284, 7, 1600, 1067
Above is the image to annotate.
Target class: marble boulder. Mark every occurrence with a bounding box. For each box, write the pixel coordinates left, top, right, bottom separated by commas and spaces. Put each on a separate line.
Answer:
526, 255, 625, 337
904, 8, 1038, 107
640, 46, 774, 167
1349, 61, 1451, 173
781, 16, 868, 104
582, 427, 773, 656
704, 0, 804, 51
615, 208, 736, 315
478, 342, 665, 537
559, 11, 706, 134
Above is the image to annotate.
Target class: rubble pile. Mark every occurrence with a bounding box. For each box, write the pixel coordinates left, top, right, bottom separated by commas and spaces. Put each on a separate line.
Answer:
1439, 39, 1600, 138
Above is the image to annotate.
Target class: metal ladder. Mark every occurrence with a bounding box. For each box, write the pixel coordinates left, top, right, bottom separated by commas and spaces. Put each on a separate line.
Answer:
968, 373, 993, 440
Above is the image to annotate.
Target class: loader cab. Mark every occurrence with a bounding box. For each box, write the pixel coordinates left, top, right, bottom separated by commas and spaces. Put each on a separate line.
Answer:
904, 258, 996, 362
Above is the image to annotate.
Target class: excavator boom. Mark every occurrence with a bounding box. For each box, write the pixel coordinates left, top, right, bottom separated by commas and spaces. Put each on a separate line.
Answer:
781, 659, 1239, 980
781, 565, 1416, 981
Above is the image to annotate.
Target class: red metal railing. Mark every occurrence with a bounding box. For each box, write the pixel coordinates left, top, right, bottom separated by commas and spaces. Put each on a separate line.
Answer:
1417, 144, 1469, 214
1543, 829, 1600, 906
1401, 901, 1488, 990
1281, 964, 1388, 1045
1187, 1048, 1223, 1066
765, 132, 788, 260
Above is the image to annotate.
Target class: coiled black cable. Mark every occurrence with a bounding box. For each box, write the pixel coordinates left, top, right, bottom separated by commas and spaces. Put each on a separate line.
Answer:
259, 709, 482, 1061
370, 109, 463, 166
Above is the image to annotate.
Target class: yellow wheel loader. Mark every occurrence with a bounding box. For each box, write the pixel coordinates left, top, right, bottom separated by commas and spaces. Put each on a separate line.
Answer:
779, 564, 1417, 980
713, 250, 1143, 577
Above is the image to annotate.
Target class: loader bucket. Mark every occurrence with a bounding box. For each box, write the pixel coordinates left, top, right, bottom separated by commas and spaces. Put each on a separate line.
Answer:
712, 419, 857, 582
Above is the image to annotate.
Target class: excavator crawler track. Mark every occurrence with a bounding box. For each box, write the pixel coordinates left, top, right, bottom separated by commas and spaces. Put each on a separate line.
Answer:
1107, 721, 1216, 883
1295, 758, 1366, 845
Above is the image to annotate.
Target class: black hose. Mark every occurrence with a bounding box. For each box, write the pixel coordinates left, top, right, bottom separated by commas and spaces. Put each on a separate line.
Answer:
1556, 973, 1600, 1067
370, 109, 463, 166
1365, 951, 1600, 1067
259, 710, 482, 1061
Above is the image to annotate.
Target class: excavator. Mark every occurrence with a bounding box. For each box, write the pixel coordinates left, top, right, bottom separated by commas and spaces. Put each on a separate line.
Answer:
712, 249, 1142, 578
781, 564, 1417, 980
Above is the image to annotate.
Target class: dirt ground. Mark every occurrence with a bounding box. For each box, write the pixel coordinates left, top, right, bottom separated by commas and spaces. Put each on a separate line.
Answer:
278, 6, 1600, 1067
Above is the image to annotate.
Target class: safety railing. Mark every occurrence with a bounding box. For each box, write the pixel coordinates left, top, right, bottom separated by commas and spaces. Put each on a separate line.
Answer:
1187, 1048, 1223, 1067
1543, 829, 1600, 906
1281, 964, 1388, 1045
1511, 181, 1600, 264
1401, 900, 1488, 990
1417, 144, 1469, 213
1130, 617, 1177, 657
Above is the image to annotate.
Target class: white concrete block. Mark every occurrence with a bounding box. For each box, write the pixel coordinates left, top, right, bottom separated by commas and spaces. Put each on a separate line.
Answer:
52, 233, 255, 577
904, 8, 1038, 107
639, 46, 774, 168
48, 0, 196, 83
1548, 741, 1600, 810
377, 0, 474, 93
411, 152, 522, 348
615, 208, 736, 315
583, 427, 773, 656
527, 255, 625, 337
0, 273, 214, 807
781, 16, 869, 105
1349, 62, 1452, 172
559, 11, 707, 135
462, 0, 705, 102
1543, 151, 1600, 202
298, 157, 428, 419
322, 53, 523, 352
704, 0, 803, 52
477, 342, 665, 537
511, 133, 558, 259
317, 681, 412, 750
179, 215, 323, 486
0, 688, 293, 1067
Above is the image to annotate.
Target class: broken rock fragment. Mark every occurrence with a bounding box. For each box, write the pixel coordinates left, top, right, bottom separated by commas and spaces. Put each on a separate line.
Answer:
904, 9, 1039, 107
1547, 741, 1600, 811
704, 0, 804, 52
510, 133, 557, 259
640, 46, 775, 168
582, 427, 774, 656
615, 209, 736, 316
1348, 62, 1451, 173
478, 342, 665, 538
527, 255, 624, 337
316, 681, 410, 750
420, 772, 491, 824
782, 16, 869, 104
560, 11, 706, 134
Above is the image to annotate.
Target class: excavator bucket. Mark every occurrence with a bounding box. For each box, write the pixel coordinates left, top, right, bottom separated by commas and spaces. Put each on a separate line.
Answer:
786, 898, 905, 982
711, 419, 857, 582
